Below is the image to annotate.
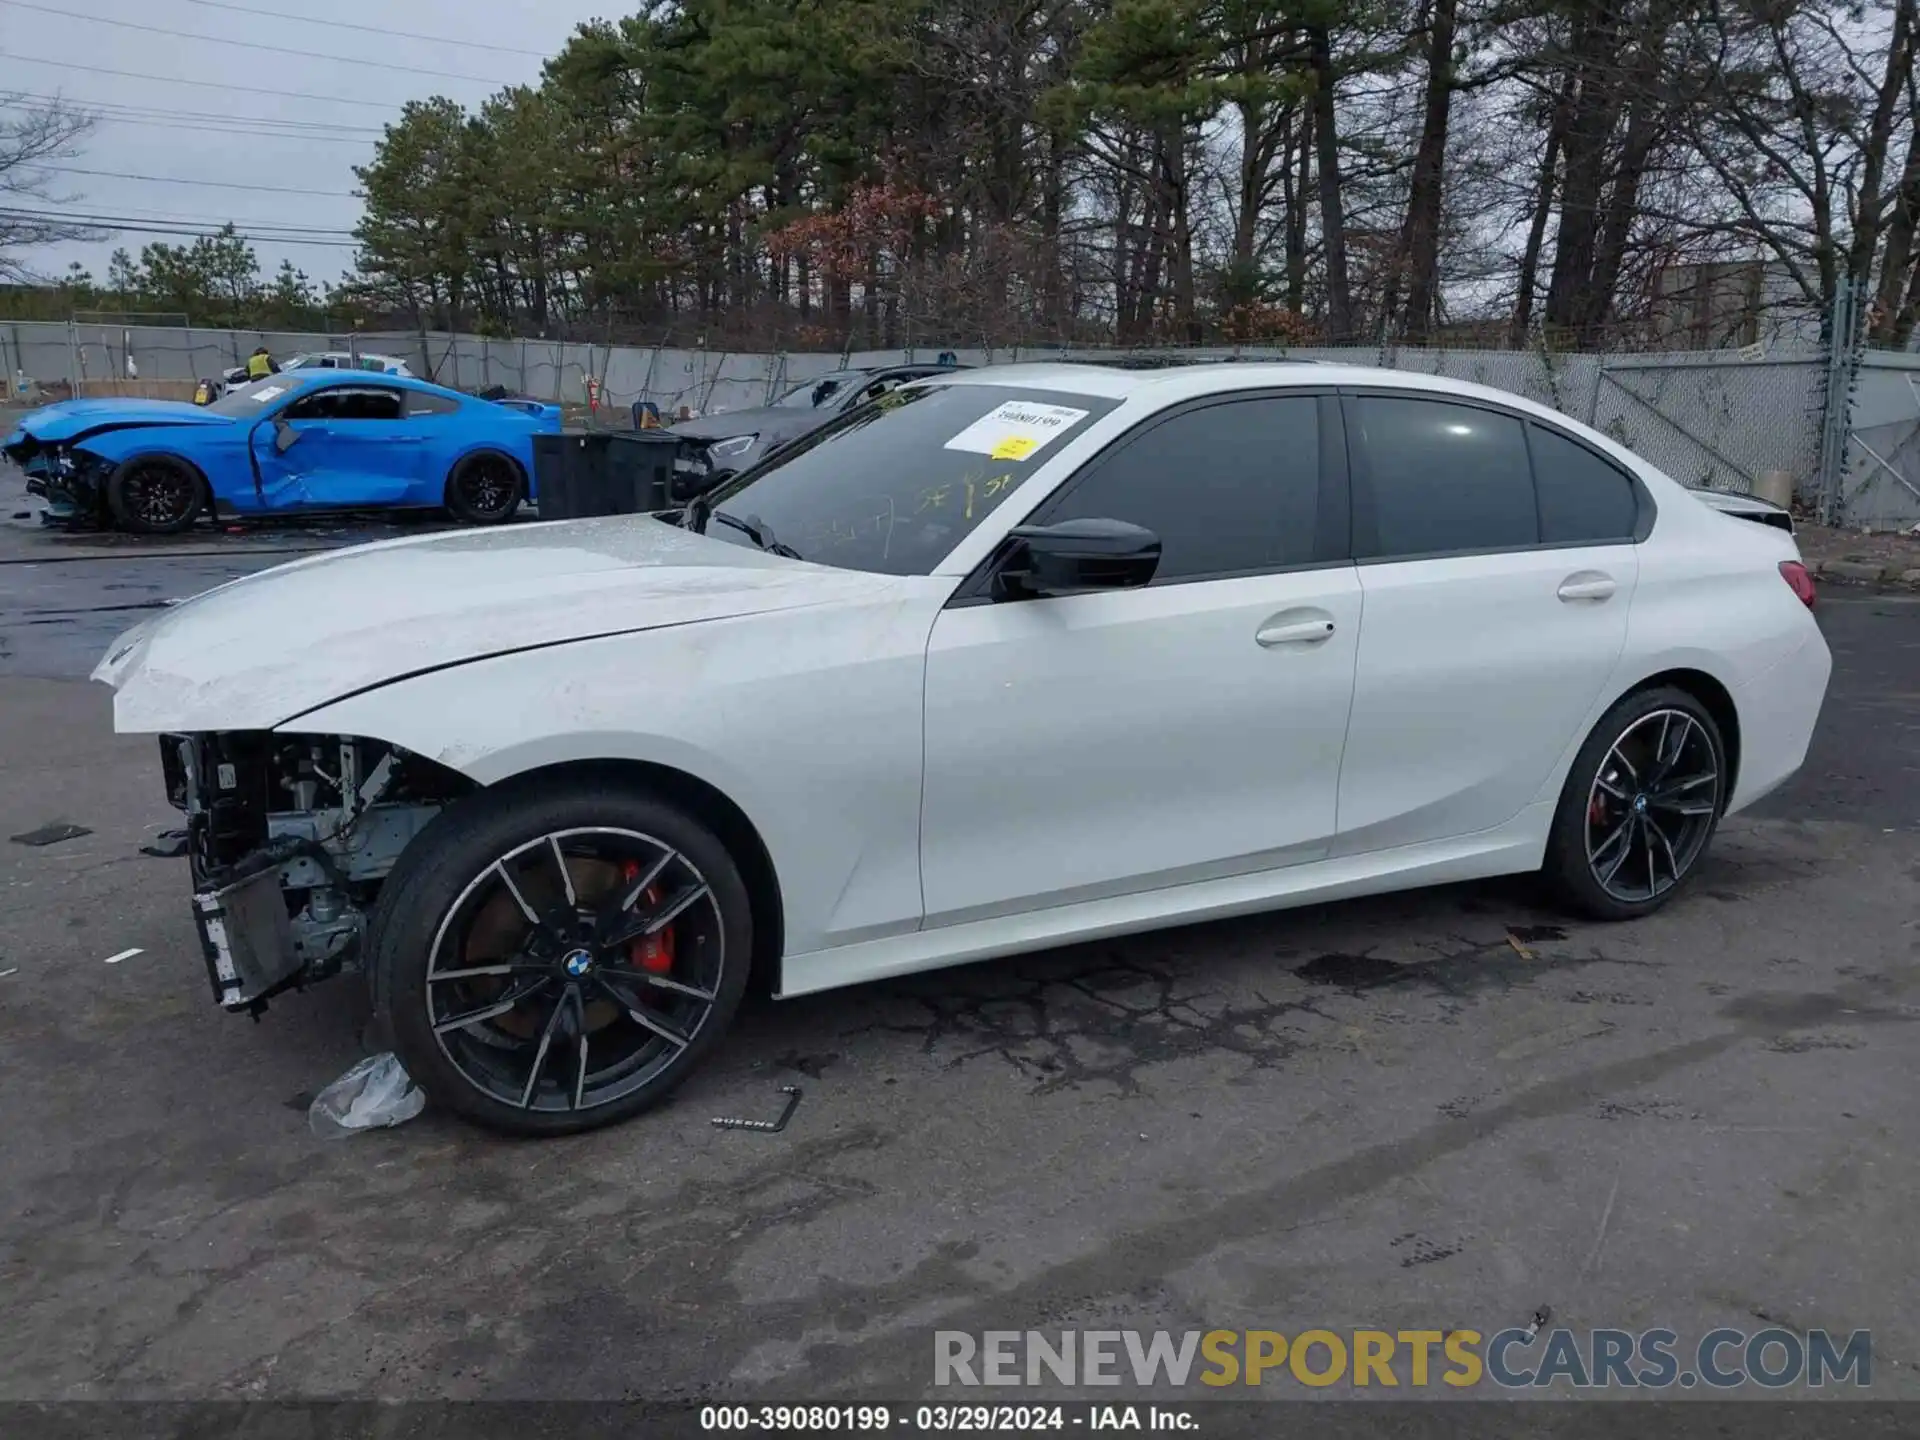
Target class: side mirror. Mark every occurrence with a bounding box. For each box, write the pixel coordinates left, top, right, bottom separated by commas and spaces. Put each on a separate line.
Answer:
272, 420, 300, 454
993, 517, 1161, 600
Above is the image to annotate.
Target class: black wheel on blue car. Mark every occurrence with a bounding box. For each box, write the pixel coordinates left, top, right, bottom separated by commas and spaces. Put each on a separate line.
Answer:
367, 775, 753, 1136
445, 451, 525, 525
1543, 685, 1727, 922
107, 456, 204, 534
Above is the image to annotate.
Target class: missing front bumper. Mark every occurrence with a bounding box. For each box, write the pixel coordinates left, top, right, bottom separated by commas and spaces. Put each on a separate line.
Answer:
21, 465, 107, 529
193, 866, 304, 1011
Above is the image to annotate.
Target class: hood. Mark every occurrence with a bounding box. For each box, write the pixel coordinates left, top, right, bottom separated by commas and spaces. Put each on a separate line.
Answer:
9, 398, 230, 447
92, 513, 906, 733
669, 406, 812, 442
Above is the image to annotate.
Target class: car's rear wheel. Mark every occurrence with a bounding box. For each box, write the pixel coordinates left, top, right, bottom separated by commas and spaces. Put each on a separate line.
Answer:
106, 456, 205, 534
445, 451, 525, 525
1544, 686, 1727, 920
369, 778, 753, 1137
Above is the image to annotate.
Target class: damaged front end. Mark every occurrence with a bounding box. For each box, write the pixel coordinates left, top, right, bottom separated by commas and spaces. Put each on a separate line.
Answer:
162, 731, 475, 1014
0, 431, 111, 528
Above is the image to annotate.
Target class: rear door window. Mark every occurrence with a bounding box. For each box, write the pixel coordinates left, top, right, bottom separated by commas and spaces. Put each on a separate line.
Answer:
1348, 395, 1537, 559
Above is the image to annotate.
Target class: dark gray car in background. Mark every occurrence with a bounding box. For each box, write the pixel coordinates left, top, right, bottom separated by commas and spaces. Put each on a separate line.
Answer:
670, 361, 968, 475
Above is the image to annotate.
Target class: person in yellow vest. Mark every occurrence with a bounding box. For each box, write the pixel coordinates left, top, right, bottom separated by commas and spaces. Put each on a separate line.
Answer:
245, 347, 278, 380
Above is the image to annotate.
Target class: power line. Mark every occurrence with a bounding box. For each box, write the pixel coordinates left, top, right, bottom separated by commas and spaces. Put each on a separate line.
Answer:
0, 208, 365, 247
0, 53, 408, 109
28, 204, 359, 237
83, 116, 377, 147
44, 165, 358, 197
9, 96, 384, 146
182, 0, 549, 58
4, 208, 358, 239
1, 53, 408, 108
0, 0, 520, 86
10, 90, 387, 136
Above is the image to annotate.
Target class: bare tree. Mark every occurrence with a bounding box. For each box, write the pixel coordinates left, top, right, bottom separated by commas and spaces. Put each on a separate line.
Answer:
0, 93, 101, 282
1670, 0, 1914, 327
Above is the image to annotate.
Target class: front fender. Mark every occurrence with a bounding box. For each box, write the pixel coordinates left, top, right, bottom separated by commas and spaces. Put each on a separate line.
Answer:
74, 427, 205, 468
281, 596, 946, 957
74, 430, 249, 503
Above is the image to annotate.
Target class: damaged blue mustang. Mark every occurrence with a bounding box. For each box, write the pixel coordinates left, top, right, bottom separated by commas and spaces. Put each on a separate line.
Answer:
2, 371, 563, 533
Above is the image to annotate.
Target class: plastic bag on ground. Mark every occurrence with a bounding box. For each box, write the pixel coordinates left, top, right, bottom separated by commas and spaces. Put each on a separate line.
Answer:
309, 1053, 426, 1138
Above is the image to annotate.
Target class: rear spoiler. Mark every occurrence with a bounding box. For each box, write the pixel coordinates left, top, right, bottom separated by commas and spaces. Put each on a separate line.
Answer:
485, 394, 563, 423
1690, 487, 1795, 535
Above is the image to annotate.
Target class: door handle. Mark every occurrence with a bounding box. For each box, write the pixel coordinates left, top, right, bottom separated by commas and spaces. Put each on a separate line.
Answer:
1557, 572, 1616, 602
1255, 618, 1337, 647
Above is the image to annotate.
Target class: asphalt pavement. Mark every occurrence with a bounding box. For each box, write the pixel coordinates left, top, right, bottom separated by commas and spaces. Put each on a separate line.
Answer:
0, 477, 1915, 1405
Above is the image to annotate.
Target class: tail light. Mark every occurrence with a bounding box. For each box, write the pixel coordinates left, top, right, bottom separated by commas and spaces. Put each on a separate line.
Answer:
1779, 560, 1816, 609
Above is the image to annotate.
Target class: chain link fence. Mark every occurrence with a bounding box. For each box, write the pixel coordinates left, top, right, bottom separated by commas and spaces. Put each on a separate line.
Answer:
2, 319, 1908, 526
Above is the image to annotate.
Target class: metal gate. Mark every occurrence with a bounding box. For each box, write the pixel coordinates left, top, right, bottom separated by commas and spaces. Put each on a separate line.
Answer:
1836, 356, 1920, 530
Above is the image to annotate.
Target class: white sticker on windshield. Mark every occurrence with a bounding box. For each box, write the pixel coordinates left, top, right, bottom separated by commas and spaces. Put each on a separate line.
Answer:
943, 401, 1090, 462
249, 385, 286, 402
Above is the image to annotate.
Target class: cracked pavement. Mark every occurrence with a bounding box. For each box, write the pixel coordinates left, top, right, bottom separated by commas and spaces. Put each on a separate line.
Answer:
0, 495, 1915, 1402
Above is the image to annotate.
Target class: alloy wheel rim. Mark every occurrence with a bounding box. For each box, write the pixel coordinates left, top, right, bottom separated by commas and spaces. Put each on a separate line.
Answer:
461, 460, 514, 515
125, 464, 194, 527
425, 827, 725, 1113
1584, 708, 1721, 903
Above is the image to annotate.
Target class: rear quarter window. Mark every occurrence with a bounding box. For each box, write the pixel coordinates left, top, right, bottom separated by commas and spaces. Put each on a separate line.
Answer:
1528, 423, 1641, 544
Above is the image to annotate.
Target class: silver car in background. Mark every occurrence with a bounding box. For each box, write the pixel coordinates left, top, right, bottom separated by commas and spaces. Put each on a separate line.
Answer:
669, 361, 968, 473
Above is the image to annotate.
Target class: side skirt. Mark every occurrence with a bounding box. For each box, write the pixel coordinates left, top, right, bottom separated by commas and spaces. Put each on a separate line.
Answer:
777, 803, 1555, 999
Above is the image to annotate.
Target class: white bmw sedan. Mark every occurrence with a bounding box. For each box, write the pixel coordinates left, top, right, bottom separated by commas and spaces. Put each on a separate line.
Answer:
92, 362, 1832, 1135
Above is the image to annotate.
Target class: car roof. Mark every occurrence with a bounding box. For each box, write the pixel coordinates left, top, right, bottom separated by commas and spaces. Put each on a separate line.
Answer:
285, 350, 405, 364
929, 359, 1573, 422
281, 369, 459, 399
1069, 353, 1323, 371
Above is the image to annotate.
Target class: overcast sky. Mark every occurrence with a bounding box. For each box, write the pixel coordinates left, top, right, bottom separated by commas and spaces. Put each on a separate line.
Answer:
3, 0, 616, 288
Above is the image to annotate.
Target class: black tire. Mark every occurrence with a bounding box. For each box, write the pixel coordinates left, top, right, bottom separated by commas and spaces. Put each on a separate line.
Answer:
1543, 685, 1728, 921
444, 450, 526, 525
106, 456, 205, 535
367, 775, 754, 1137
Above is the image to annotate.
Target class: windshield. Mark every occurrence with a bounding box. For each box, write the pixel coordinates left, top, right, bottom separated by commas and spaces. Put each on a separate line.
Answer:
773, 370, 866, 409
205, 376, 311, 416
697, 383, 1119, 575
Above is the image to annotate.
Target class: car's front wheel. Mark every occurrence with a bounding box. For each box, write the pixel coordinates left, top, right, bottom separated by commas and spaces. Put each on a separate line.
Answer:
106, 456, 205, 534
1544, 686, 1728, 920
368, 777, 753, 1136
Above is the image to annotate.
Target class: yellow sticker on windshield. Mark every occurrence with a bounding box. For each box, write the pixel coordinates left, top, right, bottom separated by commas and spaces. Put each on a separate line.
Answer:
991, 435, 1039, 461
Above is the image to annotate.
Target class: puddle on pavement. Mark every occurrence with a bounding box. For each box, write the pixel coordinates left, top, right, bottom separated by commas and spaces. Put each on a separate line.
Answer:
1295, 952, 1408, 988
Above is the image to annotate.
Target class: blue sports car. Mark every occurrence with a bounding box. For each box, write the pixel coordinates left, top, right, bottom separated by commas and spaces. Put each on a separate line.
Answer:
2, 371, 563, 533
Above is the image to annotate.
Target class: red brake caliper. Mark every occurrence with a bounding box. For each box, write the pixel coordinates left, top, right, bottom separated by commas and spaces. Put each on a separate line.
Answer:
620, 860, 677, 973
